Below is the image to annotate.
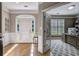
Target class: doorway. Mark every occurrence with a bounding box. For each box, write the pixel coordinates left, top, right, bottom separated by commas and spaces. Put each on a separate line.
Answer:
16, 15, 35, 43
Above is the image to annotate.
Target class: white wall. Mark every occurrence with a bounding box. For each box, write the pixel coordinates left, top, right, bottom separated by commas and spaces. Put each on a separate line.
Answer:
38, 35, 43, 53
3, 33, 10, 47
9, 33, 33, 43
2, 3, 10, 47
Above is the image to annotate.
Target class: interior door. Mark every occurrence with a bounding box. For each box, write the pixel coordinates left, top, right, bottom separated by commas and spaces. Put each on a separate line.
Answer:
18, 19, 32, 43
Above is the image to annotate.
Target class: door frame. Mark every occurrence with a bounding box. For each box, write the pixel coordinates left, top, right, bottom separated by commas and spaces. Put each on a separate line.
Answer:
15, 15, 36, 43
15, 15, 35, 33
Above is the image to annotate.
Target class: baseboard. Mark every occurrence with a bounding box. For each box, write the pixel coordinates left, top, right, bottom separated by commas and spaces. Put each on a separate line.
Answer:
3, 43, 10, 48
10, 42, 37, 44
3, 42, 37, 48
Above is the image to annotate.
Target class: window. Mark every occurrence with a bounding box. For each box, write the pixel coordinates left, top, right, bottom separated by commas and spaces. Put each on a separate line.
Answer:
50, 19, 64, 36
17, 24, 19, 32
32, 20, 34, 32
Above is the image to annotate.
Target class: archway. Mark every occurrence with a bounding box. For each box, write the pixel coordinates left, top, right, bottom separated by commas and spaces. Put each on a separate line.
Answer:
15, 15, 35, 43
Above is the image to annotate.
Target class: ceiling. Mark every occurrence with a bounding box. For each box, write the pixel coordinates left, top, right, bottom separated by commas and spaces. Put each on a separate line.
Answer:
46, 2, 79, 15
2, 2, 38, 11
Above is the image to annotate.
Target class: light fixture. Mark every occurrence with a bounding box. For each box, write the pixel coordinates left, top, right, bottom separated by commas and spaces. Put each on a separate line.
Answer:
68, 5, 75, 10
24, 5, 28, 7
16, 2, 20, 4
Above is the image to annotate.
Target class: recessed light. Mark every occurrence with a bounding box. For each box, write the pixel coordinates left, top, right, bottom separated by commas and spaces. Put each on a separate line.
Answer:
24, 5, 28, 7
68, 5, 75, 10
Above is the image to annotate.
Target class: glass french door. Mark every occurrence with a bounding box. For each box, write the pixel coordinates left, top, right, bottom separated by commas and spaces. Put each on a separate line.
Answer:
51, 19, 58, 35
50, 19, 64, 36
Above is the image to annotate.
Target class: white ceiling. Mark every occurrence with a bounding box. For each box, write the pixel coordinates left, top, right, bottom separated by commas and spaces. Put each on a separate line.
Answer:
2, 2, 38, 11
46, 2, 79, 15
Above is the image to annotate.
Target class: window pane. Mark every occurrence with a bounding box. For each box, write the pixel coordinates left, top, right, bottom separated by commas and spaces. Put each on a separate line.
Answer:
50, 19, 64, 36
58, 19, 64, 35
51, 19, 57, 35
17, 24, 19, 32
58, 27, 64, 35
32, 20, 34, 23
32, 20, 34, 32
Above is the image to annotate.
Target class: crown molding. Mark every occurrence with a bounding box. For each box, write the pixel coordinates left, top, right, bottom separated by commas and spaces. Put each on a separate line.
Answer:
9, 10, 38, 14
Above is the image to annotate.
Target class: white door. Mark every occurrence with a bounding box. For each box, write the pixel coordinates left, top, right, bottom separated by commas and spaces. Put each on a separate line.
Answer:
18, 19, 33, 43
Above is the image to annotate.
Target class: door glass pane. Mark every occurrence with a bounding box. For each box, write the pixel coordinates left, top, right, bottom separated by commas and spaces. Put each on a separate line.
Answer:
17, 24, 19, 32
51, 19, 57, 35
58, 19, 64, 35
32, 20, 34, 32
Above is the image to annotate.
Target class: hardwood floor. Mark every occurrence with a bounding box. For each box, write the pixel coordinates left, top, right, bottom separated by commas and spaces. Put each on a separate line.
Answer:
3, 37, 61, 56
3, 43, 50, 56
3, 44, 14, 55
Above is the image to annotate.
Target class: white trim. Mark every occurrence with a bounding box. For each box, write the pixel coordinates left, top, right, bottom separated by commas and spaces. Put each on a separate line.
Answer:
15, 15, 35, 33
10, 10, 38, 14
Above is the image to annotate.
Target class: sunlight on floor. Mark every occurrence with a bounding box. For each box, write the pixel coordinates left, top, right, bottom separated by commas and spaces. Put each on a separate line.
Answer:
30, 44, 34, 56
4, 44, 18, 56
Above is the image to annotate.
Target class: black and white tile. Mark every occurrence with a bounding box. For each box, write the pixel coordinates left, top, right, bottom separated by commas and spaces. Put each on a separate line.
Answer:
50, 40, 79, 56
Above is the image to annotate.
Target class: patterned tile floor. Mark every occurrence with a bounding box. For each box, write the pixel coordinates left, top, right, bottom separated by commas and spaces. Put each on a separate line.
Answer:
50, 40, 79, 56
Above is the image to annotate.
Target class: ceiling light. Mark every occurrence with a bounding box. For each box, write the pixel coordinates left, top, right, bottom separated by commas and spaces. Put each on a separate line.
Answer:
16, 2, 20, 4
68, 5, 75, 10
24, 5, 28, 7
